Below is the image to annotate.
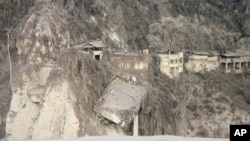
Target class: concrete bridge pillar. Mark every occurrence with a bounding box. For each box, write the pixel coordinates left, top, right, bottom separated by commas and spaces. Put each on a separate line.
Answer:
133, 113, 139, 136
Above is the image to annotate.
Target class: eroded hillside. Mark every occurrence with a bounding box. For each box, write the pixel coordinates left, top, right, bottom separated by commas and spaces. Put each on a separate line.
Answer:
0, 0, 250, 140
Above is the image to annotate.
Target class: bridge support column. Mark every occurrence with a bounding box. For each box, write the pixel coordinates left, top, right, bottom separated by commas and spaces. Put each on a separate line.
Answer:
133, 113, 138, 136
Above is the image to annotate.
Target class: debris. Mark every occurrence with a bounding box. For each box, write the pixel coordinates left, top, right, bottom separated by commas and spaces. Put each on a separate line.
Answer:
94, 78, 146, 127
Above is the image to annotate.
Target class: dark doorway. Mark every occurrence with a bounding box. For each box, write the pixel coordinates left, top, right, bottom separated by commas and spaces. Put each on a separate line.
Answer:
220, 63, 226, 70
95, 55, 100, 61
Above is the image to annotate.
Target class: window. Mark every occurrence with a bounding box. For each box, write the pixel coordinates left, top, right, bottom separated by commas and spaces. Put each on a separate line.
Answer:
170, 60, 174, 64
170, 67, 174, 73
180, 58, 183, 63
235, 62, 240, 70
95, 55, 101, 61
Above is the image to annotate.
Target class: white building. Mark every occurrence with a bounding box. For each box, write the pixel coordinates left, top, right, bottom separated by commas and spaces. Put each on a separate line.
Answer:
185, 51, 220, 73
157, 49, 184, 78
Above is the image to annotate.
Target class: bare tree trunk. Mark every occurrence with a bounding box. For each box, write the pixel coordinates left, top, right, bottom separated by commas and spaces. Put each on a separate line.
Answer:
67, 31, 70, 49
17, 0, 21, 7
182, 0, 186, 6
7, 33, 12, 84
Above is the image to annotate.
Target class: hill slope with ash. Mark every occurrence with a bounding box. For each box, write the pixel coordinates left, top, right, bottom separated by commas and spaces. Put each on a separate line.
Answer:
0, 0, 250, 140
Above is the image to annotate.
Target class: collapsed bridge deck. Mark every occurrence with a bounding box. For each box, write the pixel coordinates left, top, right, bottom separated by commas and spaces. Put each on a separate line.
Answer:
94, 78, 147, 128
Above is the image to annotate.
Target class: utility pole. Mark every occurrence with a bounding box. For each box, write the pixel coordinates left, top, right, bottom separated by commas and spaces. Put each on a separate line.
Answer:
67, 31, 70, 49
7, 32, 12, 84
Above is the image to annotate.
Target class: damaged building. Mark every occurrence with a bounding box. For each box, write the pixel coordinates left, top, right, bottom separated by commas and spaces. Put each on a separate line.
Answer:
185, 51, 220, 73
108, 50, 151, 81
73, 41, 250, 78
94, 78, 147, 136
157, 49, 184, 78
72, 41, 151, 81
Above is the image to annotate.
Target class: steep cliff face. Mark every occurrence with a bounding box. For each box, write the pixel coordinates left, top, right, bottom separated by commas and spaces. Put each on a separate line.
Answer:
6, 49, 123, 140
5, 1, 121, 140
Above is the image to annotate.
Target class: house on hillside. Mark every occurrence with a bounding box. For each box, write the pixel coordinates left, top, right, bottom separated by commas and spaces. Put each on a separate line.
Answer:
220, 52, 250, 73
109, 50, 151, 81
185, 51, 220, 72
72, 40, 107, 61
157, 49, 184, 78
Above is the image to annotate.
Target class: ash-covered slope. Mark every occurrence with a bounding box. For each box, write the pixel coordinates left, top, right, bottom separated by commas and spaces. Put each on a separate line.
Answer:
6, 1, 120, 140
1, 0, 250, 140
58, 0, 250, 51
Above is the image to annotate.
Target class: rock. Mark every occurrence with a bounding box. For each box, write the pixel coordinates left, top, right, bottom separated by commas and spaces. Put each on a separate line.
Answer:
31, 80, 79, 140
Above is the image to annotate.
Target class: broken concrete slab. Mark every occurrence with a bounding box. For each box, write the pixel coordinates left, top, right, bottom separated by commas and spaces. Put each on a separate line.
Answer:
28, 86, 45, 96
94, 78, 147, 127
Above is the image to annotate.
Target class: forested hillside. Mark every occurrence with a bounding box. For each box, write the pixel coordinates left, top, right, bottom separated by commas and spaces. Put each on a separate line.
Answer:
0, 0, 250, 139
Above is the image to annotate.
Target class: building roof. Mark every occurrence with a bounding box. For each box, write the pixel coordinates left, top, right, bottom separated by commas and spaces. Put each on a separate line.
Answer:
28, 86, 45, 95
208, 51, 220, 56
192, 51, 210, 56
94, 78, 146, 125
72, 41, 107, 49
182, 49, 191, 53
113, 51, 140, 55
88, 41, 107, 48
112, 48, 143, 55
221, 53, 241, 57
157, 48, 178, 54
